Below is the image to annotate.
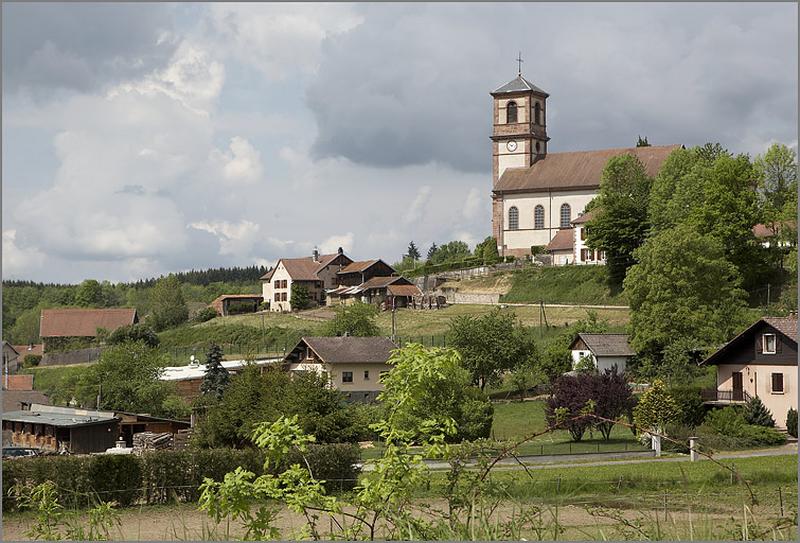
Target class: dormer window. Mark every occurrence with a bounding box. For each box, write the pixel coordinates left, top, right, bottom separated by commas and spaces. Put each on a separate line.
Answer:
506, 101, 518, 124
763, 334, 777, 354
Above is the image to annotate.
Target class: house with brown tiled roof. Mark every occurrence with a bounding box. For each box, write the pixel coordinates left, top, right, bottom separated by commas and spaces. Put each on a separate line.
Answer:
283, 336, 398, 402
39, 308, 138, 352
261, 247, 353, 312
700, 315, 798, 429
489, 71, 680, 261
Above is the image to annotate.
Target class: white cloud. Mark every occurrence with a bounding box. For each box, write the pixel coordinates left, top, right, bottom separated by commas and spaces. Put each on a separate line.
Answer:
189, 219, 261, 258
212, 136, 264, 184
319, 232, 354, 254
462, 187, 482, 220
404, 185, 432, 225
2, 230, 46, 278
204, 3, 363, 79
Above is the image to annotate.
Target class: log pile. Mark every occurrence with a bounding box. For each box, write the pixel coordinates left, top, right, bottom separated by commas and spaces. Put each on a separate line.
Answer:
173, 429, 193, 451
132, 432, 173, 453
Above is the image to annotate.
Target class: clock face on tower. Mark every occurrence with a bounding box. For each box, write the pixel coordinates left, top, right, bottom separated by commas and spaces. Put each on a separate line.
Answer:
506, 140, 518, 152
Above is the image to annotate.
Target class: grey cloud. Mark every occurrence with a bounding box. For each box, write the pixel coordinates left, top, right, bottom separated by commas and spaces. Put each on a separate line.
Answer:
2, 3, 178, 95
308, 3, 797, 172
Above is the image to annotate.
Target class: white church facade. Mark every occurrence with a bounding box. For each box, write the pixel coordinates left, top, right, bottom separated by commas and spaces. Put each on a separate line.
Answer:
489, 72, 680, 263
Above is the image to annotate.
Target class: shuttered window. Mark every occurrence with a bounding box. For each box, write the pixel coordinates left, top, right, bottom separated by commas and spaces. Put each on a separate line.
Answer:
763, 334, 777, 354
771, 373, 784, 393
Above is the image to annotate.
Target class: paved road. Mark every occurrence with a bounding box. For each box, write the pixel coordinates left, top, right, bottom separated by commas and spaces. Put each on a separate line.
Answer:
360, 443, 797, 472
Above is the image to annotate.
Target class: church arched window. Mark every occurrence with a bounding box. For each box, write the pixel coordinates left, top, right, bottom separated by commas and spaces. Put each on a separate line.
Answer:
506, 101, 518, 124
560, 203, 571, 228
534, 102, 541, 125
508, 206, 519, 230
534, 205, 545, 229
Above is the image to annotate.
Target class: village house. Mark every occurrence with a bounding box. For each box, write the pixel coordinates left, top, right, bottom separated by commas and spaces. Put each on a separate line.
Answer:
700, 316, 797, 429
569, 333, 634, 373
489, 71, 679, 261
261, 248, 353, 312
39, 307, 138, 352
283, 336, 397, 402
326, 275, 422, 308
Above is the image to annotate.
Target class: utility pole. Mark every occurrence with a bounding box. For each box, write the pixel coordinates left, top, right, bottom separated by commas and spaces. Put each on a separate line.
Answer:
766, 283, 771, 306
391, 298, 397, 342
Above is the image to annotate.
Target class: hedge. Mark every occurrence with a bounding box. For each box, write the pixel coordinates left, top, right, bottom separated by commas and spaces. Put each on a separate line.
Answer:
3, 444, 361, 511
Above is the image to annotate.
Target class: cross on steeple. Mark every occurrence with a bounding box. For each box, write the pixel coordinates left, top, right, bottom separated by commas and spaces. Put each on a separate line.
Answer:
516, 52, 523, 75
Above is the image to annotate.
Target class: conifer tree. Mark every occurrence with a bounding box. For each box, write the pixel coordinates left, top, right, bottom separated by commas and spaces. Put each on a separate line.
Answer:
744, 396, 775, 427
201, 343, 230, 400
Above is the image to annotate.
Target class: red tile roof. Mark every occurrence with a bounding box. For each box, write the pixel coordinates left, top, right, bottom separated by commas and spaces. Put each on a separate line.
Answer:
295, 336, 398, 364
11, 344, 44, 357
571, 209, 597, 225
338, 259, 380, 274
387, 284, 422, 297
546, 229, 574, 252
39, 308, 138, 338
261, 253, 346, 281
495, 144, 681, 194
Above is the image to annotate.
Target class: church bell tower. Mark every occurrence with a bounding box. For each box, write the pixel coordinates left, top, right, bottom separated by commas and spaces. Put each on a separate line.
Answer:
490, 65, 549, 187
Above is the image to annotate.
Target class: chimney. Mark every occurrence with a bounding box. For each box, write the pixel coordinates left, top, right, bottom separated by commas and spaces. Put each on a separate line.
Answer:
337, 247, 343, 255
313, 247, 320, 262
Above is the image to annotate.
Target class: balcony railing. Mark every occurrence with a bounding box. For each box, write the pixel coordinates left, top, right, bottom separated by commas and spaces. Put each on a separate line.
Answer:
700, 388, 752, 403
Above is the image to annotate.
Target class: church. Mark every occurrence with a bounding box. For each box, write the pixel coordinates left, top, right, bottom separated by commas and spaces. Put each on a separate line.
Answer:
490, 71, 680, 264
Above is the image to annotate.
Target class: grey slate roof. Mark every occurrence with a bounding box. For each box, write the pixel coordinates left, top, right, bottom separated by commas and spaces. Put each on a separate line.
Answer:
574, 333, 634, 357
492, 75, 549, 96
295, 336, 398, 364
2, 409, 117, 428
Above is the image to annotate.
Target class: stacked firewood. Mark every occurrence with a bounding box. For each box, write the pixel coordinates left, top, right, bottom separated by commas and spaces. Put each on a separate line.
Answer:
132, 432, 174, 453
173, 429, 193, 451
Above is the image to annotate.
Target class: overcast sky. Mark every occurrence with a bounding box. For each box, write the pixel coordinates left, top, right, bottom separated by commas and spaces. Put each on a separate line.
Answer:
2, 2, 797, 283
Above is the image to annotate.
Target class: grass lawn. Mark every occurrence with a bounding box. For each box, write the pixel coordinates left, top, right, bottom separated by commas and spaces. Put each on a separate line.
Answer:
201, 303, 629, 343
501, 265, 627, 305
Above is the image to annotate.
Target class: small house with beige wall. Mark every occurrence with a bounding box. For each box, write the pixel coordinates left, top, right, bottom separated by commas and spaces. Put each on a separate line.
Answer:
700, 316, 797, 429
283, 336, 397, 402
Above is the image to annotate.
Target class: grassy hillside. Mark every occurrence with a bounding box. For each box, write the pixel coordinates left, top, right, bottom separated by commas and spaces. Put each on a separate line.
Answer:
202, 303, 629, 340
501, 265, 626, 305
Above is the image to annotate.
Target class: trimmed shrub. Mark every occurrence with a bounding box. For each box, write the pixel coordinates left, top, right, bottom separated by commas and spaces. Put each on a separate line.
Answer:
107, 323, 160, 348
787, 408, 798, 438
3, 444, 361, 511
87, 454, 142, 506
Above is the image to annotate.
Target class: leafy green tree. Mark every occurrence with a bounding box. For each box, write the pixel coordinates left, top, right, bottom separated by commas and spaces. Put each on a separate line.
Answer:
448, 308, 538, 390
506, 358, 545, 400
75, 343, 187, 417
744, 396, 775, 427
379, 343, 493, 442
323, 301, 380, 337
429, 240, 471, 265
406, 241, 421, 262
585, 154, 653, 290
473, 236, 500, 264
201, 344, 230, 400
9, 304, 44, 344
647, 145, 764, 292
193, 365, 357, 447
107, 324, 159, 348
754, 143, 798, 245
633, 379, 679, 435
426, 243, 438, 261
75, 279, 104, 307
624, 224, 748, 359
289, 284, 312, 310
148, 275, 189, 331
